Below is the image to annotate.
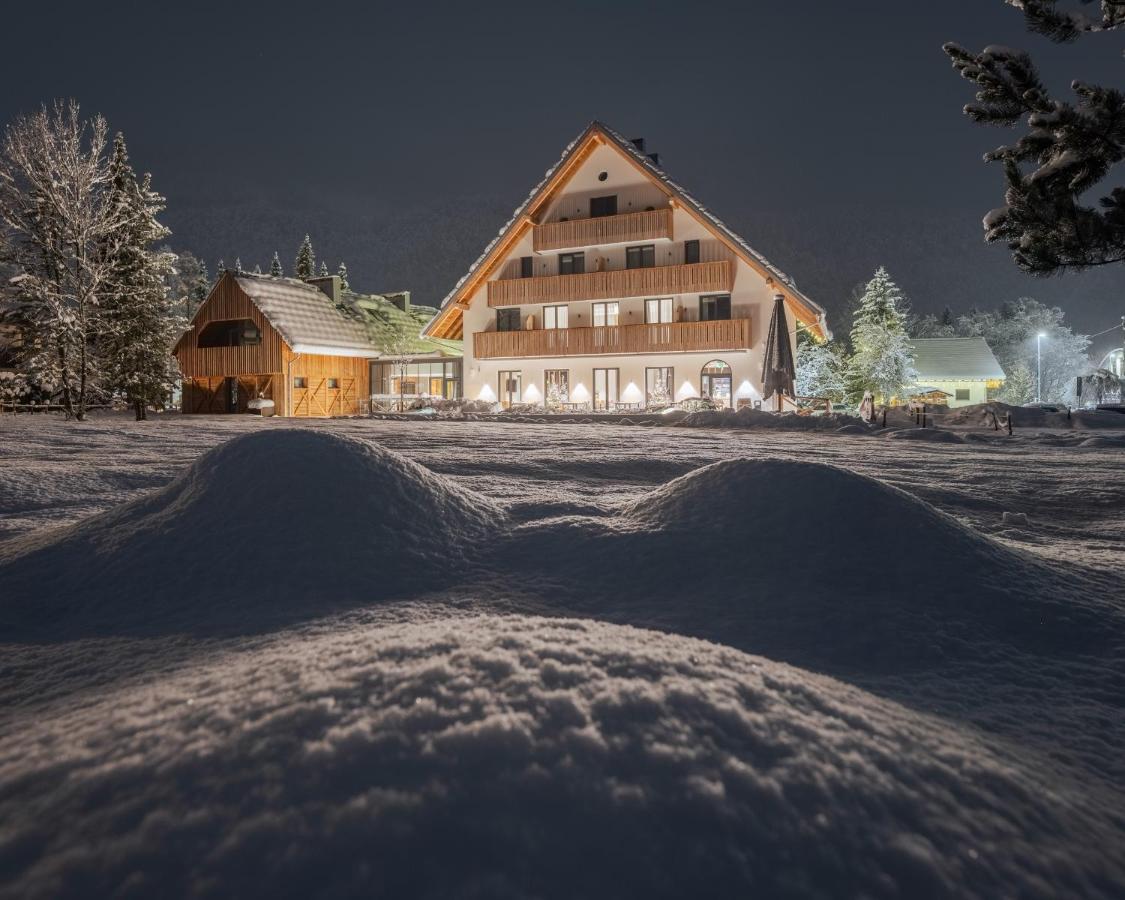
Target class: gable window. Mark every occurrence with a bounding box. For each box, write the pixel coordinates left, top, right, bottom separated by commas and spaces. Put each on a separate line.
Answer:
543, 305, 569, 330
327, 378, 339, 389
645, 297, 674, 324
520, 256, 534, 278
197, 319, 261, 348
293, 376, 307, 389
684, 240, 700, 264
590, 195, 617, 218
592, 302, 619, 327
626, 245, 656, 270
559, 252, 585, 275
699, 294, 731, 322
496, 308, 521, 332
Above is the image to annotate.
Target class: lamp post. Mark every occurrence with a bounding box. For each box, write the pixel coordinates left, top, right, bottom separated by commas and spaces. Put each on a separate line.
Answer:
1036, 332, 1046, 403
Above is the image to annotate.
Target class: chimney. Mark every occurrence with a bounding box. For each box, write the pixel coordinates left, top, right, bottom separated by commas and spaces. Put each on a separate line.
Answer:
386, 291, 411, 313
307, 275, 343, 303
630, 137, 646, 153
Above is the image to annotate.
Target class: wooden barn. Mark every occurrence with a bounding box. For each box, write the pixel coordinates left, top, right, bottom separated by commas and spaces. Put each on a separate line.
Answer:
174, 271, 460, 416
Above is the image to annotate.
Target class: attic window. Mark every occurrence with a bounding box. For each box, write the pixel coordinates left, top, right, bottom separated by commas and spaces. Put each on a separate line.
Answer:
598, 171, 608, 182
197, 319, 260, 348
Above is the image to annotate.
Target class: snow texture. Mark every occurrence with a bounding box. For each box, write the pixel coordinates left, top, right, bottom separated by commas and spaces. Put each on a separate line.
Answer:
1, 416, 1123, 898
2, 614, 1122, 900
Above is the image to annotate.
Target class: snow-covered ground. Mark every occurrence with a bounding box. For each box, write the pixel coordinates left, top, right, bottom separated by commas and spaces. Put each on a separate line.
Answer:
1, 413, 1123, 898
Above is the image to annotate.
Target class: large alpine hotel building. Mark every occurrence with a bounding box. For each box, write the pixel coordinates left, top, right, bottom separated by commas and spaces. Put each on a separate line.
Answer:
425, 121, 830, 410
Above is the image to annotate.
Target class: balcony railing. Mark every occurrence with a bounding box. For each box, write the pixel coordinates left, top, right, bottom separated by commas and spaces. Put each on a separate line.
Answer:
532, 208, 673, 252
487, 260, 733, 307
473, 318, 752, 359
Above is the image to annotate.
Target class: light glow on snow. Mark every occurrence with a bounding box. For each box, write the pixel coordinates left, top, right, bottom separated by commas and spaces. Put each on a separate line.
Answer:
621, 382, 643, 404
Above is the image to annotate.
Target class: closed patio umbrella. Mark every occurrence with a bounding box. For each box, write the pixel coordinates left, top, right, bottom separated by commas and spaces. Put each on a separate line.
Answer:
761, 293, 796, 410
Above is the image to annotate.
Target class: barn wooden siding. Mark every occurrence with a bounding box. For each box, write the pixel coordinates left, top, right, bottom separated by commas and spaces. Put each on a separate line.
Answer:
176, 277, 372, 417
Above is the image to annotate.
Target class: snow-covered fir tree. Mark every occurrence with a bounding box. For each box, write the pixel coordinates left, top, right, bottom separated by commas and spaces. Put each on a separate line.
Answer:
234, 257, 243, 274
217, 259, 226, 275
294, 235, 315, 280
796, 334, 847, 402
648, 370, 671, 406
98, 133, 182, 421
270, 252, 283, 277
253, 264, 262, 275
944, 4, 1125, 272
193, 262, 210, 303
847, 267, 917, 404
337, 262, 349, 290
318, 261, 329, 277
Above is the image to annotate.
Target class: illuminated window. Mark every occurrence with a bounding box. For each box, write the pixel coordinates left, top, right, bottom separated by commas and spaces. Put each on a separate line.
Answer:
293, 377, 307, 388
543, 305, 569, 329
592, 302, 619, 327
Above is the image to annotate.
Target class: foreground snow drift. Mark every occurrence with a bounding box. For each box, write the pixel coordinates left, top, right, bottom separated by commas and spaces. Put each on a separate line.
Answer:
2, 615, 1120, 900
0, 430, 504, 630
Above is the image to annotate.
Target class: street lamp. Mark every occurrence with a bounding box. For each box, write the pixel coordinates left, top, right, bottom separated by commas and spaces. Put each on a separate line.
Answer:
1036, 332, 1046, 403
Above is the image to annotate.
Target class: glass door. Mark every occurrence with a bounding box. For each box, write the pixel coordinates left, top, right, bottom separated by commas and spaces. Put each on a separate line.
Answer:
499, 370, 522, 409
701, 360, 732, 408
593, 368, 619, 411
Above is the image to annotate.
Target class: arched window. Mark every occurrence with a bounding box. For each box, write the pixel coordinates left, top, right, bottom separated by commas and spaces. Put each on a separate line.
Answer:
197, 319, 261, 348
700, 360, 732, 408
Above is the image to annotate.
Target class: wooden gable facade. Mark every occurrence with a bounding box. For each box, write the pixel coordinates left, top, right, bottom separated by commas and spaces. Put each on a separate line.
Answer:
174, 274, 371, 417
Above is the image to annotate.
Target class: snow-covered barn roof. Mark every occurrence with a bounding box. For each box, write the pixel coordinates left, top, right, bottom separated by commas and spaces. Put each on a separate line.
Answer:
910, 337, 1006, 381
195, 273, 459, 359
424, 120, 830, 341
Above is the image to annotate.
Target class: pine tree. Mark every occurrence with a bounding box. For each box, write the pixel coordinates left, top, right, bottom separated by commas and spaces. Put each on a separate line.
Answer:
846, 268, 917, 405
217, 259, 226, 275
318, 261, 329, 277
796, 336, 847, 402
337, 261, 350, 290
98, 133, 182, 421
235, 257, 243, 274
193, 262, 210, 302
270, 251, 283, 277
944, 5, 1125, 272
294, 234, 315, 280
253, 264, 262, 275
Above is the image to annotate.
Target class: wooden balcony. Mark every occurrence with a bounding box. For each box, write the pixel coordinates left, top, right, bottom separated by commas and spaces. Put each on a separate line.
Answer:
533, 208, 673, 252
487, 260, 733, 307
473, 318, 752, 359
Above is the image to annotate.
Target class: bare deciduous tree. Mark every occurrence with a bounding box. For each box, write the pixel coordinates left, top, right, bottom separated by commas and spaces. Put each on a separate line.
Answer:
0, 100, 125, 419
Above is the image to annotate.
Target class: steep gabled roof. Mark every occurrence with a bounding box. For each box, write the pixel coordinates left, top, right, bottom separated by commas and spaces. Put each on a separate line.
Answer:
180, 272, 459, 359
910, 337, 1006, 380
424, 120, 830, 340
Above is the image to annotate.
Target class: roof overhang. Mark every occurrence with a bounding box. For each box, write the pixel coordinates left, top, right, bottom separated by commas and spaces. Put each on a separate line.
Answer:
424, 121, 830, 342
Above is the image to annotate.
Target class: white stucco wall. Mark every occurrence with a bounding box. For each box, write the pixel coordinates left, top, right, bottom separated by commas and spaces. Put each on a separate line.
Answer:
459, 142, 794, 406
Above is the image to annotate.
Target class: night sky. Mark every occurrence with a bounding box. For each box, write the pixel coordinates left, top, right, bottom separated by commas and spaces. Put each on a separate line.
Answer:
4, 0, 1124, 351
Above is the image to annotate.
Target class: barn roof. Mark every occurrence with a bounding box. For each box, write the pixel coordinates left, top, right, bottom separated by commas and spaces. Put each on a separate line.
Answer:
910, 337, 1006, 380
232, 274, 459, 358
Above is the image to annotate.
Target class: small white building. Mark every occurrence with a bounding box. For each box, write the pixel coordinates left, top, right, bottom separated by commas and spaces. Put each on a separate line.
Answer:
910, 337, 1005, 407
423, 121, 829, 410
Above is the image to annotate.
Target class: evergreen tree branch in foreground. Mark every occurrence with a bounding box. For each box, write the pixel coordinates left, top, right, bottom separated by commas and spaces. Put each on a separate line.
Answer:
944, 3, 1125, 273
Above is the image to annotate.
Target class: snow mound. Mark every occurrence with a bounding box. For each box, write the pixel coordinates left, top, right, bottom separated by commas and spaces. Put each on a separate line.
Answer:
3, 614, 1120, 899
835, 423, 873, 435
0, 430, 505, 631
509, 459, 1102, 670
884, 427, 965, 443
676, 408, 857, 430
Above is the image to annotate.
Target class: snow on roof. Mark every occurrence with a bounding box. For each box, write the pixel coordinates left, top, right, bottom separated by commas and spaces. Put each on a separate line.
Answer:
910, 337, 1006, 380
430, 120, 828, 335
233, 274, 459, 358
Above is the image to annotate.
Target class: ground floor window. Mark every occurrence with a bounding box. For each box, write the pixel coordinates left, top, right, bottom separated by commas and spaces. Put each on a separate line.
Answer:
544, 369, 569, 405
701, 360, 732, 408
499, 370, 522, 408
955, 388, 971, 401
645, 367, 674, 405
593, 368, 619, 411
370, 359, 462, 399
